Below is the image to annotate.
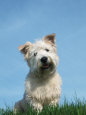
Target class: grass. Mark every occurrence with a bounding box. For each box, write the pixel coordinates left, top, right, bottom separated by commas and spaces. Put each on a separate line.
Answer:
0, 99, 86, 115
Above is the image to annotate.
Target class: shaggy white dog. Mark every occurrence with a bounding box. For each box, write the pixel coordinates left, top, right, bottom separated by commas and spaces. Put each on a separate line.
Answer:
14, 33, 62, 113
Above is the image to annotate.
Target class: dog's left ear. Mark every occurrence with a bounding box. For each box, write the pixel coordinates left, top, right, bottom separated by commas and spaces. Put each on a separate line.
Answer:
43, 33, 56, 44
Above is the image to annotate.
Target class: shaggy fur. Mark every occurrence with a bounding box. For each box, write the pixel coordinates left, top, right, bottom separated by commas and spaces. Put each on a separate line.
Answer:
14, 33, 62, 113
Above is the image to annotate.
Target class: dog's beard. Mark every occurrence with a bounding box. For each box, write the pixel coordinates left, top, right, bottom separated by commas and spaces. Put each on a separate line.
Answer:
36, 59, 56, 77
40, 62, 54, 71
29, 56, 57, 78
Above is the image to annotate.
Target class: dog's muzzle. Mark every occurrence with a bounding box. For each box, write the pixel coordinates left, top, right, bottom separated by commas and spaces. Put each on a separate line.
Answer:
40, 56, 53, 70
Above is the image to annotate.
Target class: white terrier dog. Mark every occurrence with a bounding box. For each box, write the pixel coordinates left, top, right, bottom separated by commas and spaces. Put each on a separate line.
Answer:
14, 33, 62, 113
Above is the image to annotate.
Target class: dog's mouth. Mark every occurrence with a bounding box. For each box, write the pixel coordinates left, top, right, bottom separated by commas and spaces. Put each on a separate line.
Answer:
41, 63, 52, 70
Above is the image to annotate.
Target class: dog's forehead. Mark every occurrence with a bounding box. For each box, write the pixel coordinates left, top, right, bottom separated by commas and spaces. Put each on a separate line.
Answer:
33, 40, 52, 50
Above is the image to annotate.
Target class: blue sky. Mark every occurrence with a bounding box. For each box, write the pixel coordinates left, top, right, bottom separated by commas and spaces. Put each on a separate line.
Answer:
0, 0, 86, 108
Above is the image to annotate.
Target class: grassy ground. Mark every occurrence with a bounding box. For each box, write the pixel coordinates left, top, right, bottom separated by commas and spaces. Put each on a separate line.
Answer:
0, 99, 86, 115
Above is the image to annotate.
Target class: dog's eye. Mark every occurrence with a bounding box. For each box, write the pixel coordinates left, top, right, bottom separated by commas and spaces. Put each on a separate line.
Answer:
34, 52, 37, 56
45, 49, 49, 52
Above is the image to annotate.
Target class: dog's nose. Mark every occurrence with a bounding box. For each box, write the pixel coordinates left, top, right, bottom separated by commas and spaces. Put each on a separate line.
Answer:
41, 57, 48, 63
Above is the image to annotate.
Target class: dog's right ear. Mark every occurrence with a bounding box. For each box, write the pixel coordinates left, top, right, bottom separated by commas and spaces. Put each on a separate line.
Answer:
18, 42, 32, 55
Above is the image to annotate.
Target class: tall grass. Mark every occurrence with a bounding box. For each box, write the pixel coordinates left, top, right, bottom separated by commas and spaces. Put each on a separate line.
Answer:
0, 98, 86, 115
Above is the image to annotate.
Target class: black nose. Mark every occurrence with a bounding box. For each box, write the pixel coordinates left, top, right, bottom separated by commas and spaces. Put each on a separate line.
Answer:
41, 56, 48, 63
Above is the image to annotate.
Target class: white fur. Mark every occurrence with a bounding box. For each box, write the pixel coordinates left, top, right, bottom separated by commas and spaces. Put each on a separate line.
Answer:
14, 37, 62, 113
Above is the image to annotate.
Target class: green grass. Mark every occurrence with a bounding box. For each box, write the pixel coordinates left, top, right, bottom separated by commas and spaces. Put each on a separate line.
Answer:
0, 99, 86, 115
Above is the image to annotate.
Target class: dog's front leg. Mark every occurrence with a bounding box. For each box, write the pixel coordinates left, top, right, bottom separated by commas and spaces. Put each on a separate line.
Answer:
30, 100, 43, 112
49, 98, 60, 107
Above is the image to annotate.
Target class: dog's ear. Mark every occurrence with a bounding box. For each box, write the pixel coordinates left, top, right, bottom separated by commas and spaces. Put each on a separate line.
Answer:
18, 42, 32, 54
43, 33, 56, 44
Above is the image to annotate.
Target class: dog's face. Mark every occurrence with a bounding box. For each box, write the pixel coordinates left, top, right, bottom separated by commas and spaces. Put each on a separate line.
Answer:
19, 34, 59, 76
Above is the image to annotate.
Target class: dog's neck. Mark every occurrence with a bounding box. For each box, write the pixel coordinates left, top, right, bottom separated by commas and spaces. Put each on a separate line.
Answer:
28, 69, 57, 80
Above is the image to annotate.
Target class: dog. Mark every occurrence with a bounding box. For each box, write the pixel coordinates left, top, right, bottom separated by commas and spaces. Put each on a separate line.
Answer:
14, 33, 62, 113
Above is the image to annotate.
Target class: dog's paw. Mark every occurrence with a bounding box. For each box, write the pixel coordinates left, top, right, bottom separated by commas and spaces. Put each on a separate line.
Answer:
49, 98, 59, 107
30, 102, 43, 112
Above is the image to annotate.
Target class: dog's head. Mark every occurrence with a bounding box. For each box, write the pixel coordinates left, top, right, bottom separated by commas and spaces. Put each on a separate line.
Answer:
18, 33, 59, 77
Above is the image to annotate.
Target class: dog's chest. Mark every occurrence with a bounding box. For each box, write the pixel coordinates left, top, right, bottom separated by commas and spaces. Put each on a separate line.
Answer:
25, 76, 61, 104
